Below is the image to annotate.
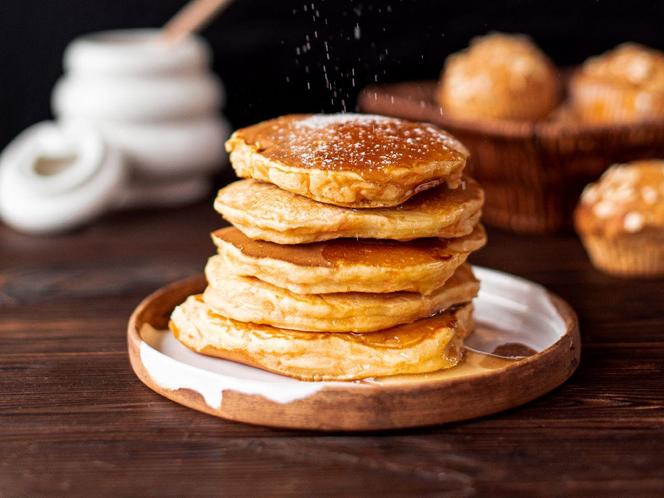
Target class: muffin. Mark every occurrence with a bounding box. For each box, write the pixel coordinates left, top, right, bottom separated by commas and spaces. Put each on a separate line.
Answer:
436, 33, 561, 121
570, 43, 664, 123
575, 160, 664, 277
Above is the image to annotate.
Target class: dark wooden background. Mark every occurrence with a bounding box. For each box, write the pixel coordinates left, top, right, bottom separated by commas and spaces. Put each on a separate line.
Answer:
2, 185, 663, 496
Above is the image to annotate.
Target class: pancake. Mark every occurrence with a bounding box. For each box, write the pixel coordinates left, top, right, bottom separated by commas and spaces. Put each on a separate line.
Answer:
203, 264, 478, 333
225, 113, 469, 208
170, 295, 474, 381
214, 177, 483, 244
209, 225, 486, 295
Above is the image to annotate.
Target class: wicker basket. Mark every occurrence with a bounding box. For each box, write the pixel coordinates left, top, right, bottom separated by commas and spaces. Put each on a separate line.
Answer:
358, 81, 664, 233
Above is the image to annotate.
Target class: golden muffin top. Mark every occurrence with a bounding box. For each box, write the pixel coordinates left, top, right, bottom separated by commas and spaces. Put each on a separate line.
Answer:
582, 43, 664, 93
438, 33, 559, 120
575, 160, 664, 237
226, 113, 468, 179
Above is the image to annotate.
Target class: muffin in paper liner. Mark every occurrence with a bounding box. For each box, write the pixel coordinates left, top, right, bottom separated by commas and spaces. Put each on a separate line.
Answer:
570, 43, 664, 124
574, 160, 664, 277
436, 32, 560, 121
579, 232, 664, 277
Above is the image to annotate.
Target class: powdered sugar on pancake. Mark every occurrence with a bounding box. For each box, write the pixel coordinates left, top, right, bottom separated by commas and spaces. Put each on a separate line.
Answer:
250, 113, 469, 172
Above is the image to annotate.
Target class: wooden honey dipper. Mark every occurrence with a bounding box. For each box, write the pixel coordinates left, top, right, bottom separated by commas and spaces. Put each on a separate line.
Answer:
162, 0, 234, 44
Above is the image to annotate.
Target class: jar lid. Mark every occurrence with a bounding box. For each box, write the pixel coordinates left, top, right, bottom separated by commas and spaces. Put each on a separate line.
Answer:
63, 29, 212, 76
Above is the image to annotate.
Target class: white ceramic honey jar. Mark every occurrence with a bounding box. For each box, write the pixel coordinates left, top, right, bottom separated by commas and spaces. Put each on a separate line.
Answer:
0, 29, 231, 234
53, 29, 230, 184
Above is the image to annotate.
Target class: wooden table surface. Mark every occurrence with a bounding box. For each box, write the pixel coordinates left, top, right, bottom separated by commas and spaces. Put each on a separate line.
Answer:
2, 197, 663, 497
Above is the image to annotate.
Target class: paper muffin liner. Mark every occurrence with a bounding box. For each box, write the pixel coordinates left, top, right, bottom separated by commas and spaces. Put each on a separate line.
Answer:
570, 73, 664, 123
580, 233, 664, 277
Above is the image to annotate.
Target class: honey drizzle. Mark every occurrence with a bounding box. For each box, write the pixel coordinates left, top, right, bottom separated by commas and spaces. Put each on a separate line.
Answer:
367, 349, 522, 384
215, 227, 461, 268
368, 322, 538, 384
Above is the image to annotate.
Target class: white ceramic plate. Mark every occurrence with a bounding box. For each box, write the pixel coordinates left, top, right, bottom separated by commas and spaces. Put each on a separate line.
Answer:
136, 266, 569, 408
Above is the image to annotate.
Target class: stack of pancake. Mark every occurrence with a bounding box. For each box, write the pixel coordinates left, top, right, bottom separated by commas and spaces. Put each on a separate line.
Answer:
170, 114, 486, 381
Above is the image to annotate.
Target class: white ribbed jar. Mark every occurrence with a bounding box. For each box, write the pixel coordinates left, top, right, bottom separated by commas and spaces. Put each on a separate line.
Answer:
52, 29, 229, 182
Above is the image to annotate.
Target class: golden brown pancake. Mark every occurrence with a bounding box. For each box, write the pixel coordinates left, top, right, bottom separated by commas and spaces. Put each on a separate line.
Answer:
214, 177, 483, 244
170, 296, 474, 381
203, 264, 478, 333
225, 113, 469, 208
209, 225, 486, 295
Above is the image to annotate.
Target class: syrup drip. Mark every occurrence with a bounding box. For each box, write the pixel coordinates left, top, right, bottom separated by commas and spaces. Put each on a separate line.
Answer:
368, 322, 538, 384
215, 227, 457, 268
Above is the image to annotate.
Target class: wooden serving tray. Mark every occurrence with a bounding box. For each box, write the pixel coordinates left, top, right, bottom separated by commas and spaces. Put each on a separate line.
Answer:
128, 267, 580, 431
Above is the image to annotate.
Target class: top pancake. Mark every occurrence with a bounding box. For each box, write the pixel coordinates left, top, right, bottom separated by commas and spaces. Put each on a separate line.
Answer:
225, 113, 469, 208
215, 177, 484, 244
